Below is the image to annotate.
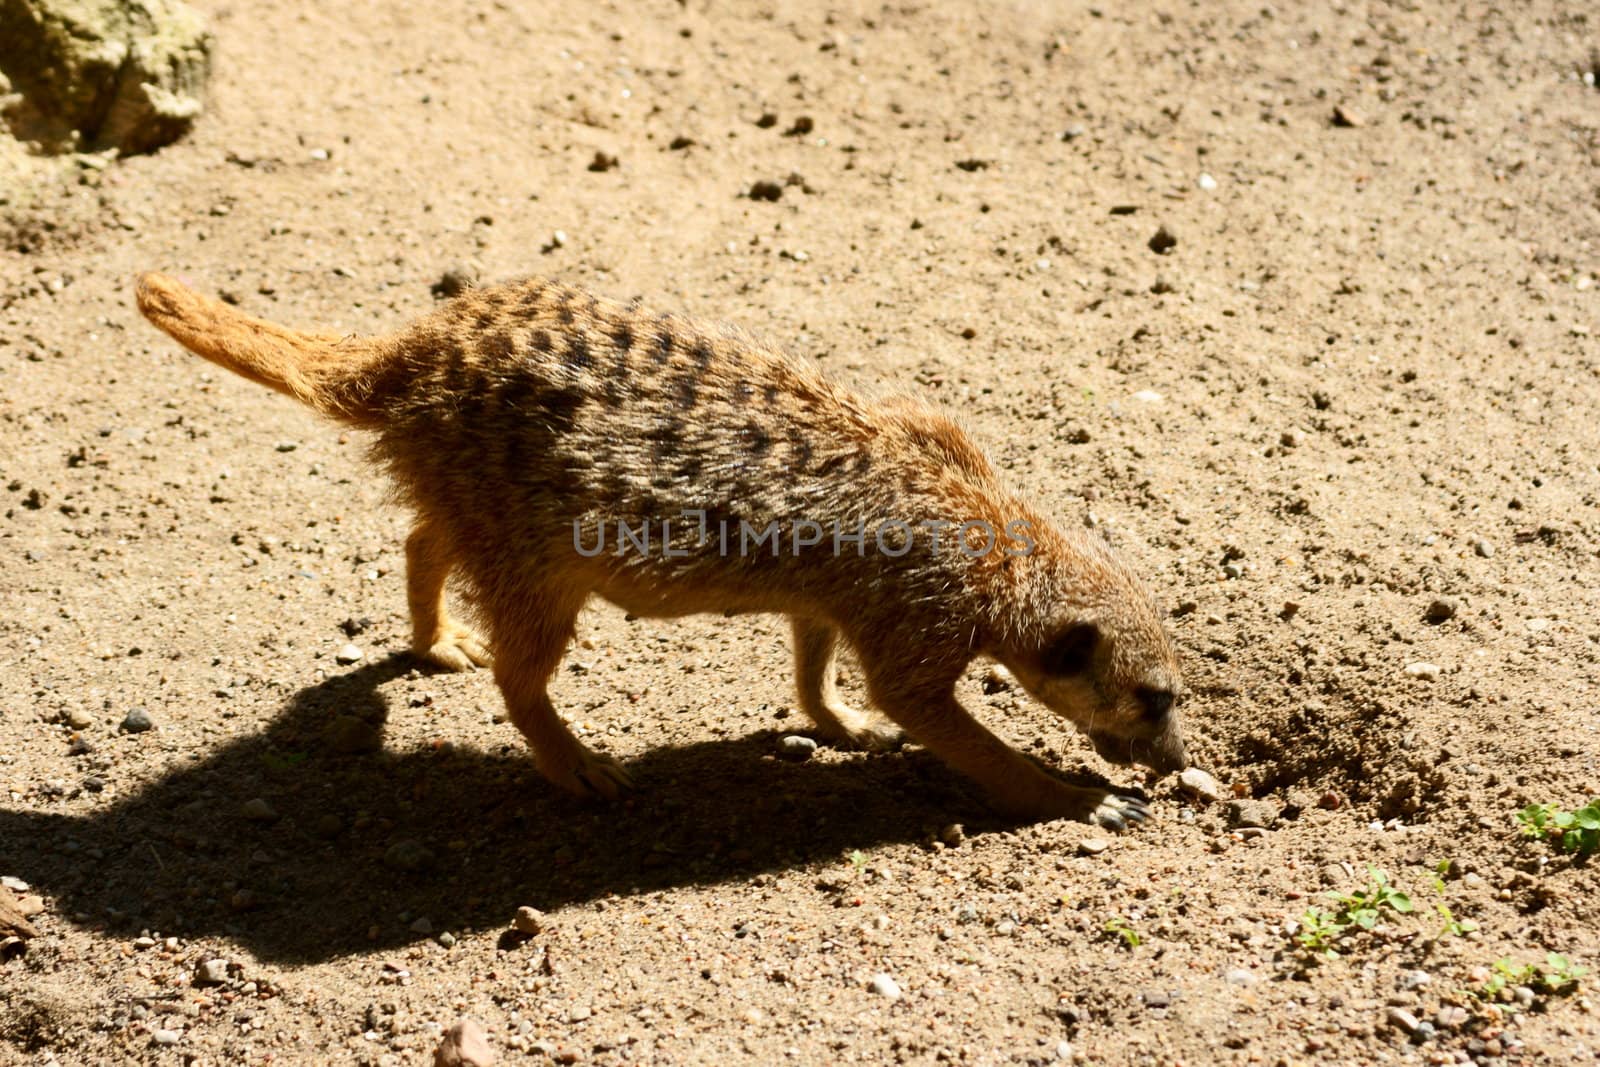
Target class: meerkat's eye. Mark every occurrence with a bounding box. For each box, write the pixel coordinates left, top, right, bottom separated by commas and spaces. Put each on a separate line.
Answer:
1040, 622, 1100, 676
1135, 686, 1175, 721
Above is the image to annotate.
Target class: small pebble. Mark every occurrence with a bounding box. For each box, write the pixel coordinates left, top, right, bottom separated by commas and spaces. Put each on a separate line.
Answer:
120, 708, 154, 733
1055, 1040, 1074, 1061
151, 1029, 181, 1045
1435, 1005, 1469, 1030
409, 917, 433, 935
1196, 172, 1218, 191
1399, 969, 1432, 990
1224, 968, 1257, 986
196, 958, 230, 985
1132, 389, 1164, 403
1424, 597, 1458, 623
1077, 838, 1110, 856
981, 664, 1015, 694
325, 715, 382, 754
778, 735, 818, 762
939, 823, 965, 847
1386, 1007, 1421, 1035
432, 265, 479, 299
1403, 662, 1441, 680
383, 840, 434, 872
335, 643, 364, 665
1147, 225, 1178, 254
434, 1018, 496, 1067
240, 798, 278, 822
1179, 767, 1225, 802
1141, 990, 1172, 1009
1227, 799, 1278, 830
437, 931, 456, 948
1474, 538, 1495, 558
513, 906, 545, 936
868, 973, 902, 1000
64, 707, 94, 729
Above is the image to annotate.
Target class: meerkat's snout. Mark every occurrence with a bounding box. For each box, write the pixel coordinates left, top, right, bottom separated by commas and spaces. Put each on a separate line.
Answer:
999, 608, 1190, 779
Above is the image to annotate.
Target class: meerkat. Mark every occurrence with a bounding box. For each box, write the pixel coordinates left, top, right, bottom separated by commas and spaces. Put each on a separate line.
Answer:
135, 271, 1188, 828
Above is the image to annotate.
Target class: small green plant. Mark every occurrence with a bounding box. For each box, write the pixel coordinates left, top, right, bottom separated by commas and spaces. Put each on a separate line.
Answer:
849, 850, 867, 878
1517, 799, 1600, 855
1434, 901, 1477, 939
1294, 908, 1344, 958
1473, 953, 1588, 1006
1292, 867, 1415, 959
1102, 916, 1142, 949
1328, 866, 1414, 929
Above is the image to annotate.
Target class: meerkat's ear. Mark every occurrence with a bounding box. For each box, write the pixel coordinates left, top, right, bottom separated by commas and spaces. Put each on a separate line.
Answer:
1041, 621, 1100, 676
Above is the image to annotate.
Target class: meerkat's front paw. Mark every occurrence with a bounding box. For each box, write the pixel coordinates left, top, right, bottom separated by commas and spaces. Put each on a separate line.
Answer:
1087, 792, 1149, 831
415, 623, 493, 672
994, 775, 1150, 830
838, 719, 907, 752
537, 744, 634, 801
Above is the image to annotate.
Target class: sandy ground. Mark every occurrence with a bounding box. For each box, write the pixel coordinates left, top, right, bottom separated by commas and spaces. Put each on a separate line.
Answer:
3, 1, 1599, 1064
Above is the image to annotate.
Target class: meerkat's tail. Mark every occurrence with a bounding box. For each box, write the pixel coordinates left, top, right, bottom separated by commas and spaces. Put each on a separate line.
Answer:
135, 272, 388, 426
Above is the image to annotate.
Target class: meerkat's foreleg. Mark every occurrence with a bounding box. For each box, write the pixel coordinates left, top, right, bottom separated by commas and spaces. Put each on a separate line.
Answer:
490, 588, 632, 799
866, 666, 1147, 829
405, 521, 493, 671
790, 617, 904, 751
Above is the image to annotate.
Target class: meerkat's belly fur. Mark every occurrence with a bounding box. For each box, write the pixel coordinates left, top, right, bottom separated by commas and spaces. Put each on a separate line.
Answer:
136, 272, 1189, 828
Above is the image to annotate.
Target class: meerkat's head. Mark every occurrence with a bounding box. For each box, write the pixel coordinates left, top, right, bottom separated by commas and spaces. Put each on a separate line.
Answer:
988, 529, 1188, 777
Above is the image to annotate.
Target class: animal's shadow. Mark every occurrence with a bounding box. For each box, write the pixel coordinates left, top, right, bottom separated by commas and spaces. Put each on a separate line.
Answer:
0, 657, 1005, 964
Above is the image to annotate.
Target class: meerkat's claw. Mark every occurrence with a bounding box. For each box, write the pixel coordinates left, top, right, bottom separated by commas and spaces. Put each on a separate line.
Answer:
1091, 794, 1150, 831
841, 720, 907, 752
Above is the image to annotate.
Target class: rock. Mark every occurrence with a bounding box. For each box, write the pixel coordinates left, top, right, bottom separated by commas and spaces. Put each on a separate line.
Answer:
1140, 990, 1172, 1009
325, 715, 381, 754
434, 1018, 496, 1067
151, 1028, 181, 1045
939, 823, 965, 847
1385, 1007, 1421, 1035
1434, 1005, 1469, 1030
63, 707, 94, 729
120, 707, 153, 733
1178, 767, 1225, 802
437, 931, 456, 948
1224, 968, 1257, 986
1077, 837, 1110, 856
867, 973, 902, 1000
1131, 389, 1164, 403
777, 735, 817, 762
1424, 597, 1458, 623
383, 840, 434, 873
512, 906, 545, 936
1473, 538, 1495, 558
1403, 662, 1441, 681
0, 0, 212, 154
196, 958, 229, 985
1055, 1040, 1074, 1061
240, 797, 277, 822
1196, 172, 1218, 191
335, 643, 364, 664
1227, 799, 1278, 830
749, 180, 784, 201
409, 916, 433, 935
1147, 225, 1178, 254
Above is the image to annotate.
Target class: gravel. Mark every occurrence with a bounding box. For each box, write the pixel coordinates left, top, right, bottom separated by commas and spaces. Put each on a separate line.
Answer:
512, 906, 545, 936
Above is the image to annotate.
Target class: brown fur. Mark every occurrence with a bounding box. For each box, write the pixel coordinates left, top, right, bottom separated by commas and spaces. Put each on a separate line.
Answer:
135, 271, 1187, 827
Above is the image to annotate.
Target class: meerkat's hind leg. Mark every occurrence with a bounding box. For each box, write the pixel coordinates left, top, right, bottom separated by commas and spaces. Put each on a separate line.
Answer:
790, 617, 905, 751
493, 592, 633, 800
405, 521, 493, 671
